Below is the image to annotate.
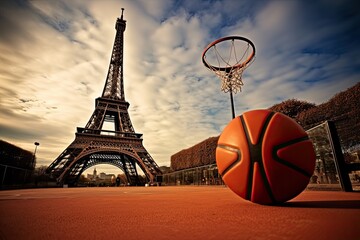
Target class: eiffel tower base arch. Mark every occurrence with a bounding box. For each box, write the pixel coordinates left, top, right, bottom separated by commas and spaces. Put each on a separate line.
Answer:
47, 129, 162, 186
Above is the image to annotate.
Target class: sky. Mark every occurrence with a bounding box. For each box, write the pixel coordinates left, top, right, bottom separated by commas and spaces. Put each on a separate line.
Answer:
0, 0, 359, 175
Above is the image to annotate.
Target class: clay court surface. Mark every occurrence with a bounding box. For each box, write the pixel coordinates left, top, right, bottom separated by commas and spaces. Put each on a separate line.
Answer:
0, 187, 359, 240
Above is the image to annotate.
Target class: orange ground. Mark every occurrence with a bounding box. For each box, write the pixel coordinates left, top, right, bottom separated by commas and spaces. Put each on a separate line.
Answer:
0, 186, 359, 240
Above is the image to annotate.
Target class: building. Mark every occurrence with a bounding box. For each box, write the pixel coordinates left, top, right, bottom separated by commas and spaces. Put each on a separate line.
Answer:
0, 140, 35, 186
86, 168, 98, 181
85, 168, 116, 186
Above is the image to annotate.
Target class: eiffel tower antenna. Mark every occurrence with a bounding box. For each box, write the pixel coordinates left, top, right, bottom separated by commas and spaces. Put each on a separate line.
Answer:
121, 8, 124, 20
101, 7, 126, 101
46, 8, 162, 186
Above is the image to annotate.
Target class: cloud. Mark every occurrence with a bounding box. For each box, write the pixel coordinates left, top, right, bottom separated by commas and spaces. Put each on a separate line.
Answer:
0, 0, 359, 174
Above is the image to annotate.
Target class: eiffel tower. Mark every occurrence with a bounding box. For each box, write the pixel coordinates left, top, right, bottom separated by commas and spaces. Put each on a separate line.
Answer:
46, 9, 162, 186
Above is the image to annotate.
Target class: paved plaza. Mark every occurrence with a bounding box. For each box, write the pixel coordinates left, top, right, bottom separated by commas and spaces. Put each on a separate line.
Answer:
0, 186, 359, 240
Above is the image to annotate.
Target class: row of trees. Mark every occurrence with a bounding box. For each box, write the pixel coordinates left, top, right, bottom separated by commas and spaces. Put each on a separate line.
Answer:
171, 137, 218, 171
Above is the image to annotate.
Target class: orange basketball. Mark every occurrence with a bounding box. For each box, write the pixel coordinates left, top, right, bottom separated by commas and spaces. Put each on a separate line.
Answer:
216, 109, 316, 205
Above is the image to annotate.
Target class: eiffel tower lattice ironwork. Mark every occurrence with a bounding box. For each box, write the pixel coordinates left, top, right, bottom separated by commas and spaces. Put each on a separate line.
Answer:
46, 9, 162, 186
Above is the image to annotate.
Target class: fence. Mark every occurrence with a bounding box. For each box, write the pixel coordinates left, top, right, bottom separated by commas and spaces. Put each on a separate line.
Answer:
162, 163, 222, 186
0, 164, 33, 188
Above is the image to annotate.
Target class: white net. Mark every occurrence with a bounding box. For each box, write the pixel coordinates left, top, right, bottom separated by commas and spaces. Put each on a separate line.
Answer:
212, 66, 245, 94
203, 37, 255, 93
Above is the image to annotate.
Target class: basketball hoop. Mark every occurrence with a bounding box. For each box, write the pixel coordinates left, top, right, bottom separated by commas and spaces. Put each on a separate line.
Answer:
202, 36, 255, 93
202, 36, 256, 118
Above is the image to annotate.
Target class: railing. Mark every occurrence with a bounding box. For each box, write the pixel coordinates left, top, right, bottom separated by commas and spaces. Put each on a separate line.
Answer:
0, 164, 33, 188
162, 164, 224, 186
77, 128, 143, 139
306, 121, 358, 191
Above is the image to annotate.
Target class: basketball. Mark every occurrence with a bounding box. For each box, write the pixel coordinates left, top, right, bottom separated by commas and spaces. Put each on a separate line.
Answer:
216, 109, 316, 205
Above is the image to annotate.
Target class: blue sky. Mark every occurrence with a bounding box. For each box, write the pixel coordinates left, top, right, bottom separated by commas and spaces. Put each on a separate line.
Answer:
0, 0, 359, 173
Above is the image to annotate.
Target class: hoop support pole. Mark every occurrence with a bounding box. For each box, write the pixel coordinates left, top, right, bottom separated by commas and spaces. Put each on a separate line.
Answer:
229, 89, 235, 119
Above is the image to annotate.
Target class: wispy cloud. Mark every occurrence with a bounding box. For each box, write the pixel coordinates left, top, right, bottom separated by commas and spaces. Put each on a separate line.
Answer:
0, 0, 358, 172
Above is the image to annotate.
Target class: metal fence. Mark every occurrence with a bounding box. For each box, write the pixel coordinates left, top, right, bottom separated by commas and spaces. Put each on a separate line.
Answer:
0, 164, 33, 187
306, 121, 358, 191
162, 164, 223, 186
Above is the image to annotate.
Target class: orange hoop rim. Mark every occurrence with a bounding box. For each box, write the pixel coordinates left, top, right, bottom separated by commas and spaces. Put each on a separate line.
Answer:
202, 36, 256, 72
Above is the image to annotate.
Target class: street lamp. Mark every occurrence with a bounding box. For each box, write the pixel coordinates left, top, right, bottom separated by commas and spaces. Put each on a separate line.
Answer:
33, 142, 40, 169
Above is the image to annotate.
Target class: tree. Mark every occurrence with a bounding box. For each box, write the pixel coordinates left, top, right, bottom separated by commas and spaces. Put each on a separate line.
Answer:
269, 99, 316, 119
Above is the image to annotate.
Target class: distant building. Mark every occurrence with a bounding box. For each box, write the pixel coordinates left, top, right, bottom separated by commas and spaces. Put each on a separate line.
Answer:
85, 168, 115, 186
93, 168, 97, 179
99, 172, 115, 181
86, 168, 98, 181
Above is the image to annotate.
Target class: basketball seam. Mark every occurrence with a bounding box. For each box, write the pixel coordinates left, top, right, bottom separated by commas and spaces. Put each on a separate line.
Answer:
217, 144, 242, 176
241, 113, 276, 203
272, 136, 313, 178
